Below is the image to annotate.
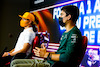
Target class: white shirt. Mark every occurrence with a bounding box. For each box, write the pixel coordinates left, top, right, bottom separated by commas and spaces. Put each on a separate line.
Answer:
13, 27, 35, 55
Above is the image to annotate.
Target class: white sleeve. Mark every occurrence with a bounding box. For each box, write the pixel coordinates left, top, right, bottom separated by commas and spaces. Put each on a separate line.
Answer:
24, 32, 35, 45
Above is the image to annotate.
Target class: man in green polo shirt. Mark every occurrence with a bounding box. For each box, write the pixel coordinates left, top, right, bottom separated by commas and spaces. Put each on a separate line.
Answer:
11, 5, 83, 67
34, 5, 83, 67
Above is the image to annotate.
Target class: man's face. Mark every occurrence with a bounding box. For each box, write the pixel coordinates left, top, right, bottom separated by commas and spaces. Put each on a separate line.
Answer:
60, 10, 71, 23
20, 18, 30, 27
60, 10, 67, 23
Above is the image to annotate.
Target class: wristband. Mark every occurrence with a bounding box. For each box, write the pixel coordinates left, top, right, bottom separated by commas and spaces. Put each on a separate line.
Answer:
48, 53, 50, 57
8, 52, 10, 56
47, 53, 51, 60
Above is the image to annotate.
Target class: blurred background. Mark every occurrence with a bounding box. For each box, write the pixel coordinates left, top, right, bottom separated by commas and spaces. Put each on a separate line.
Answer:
0, 0, 30, 52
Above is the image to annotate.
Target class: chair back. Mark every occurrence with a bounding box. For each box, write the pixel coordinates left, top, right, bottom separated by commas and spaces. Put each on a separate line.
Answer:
32, 36, 39, 53
78, 36, 88, 65
32, 31, 50, 54
82, 36, 88, 52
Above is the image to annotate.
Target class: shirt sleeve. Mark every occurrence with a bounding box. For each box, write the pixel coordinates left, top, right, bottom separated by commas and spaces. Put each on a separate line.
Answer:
24, 32, 35, 45
59, 31, 80, 63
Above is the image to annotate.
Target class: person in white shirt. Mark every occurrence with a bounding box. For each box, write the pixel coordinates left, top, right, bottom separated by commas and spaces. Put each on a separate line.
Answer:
0, 12, 38, 67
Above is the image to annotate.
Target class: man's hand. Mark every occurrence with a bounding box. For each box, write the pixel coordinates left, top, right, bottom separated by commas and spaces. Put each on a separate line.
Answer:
33, 45, 48, 58
2, 52, 9, 57
33, 44, 60, 61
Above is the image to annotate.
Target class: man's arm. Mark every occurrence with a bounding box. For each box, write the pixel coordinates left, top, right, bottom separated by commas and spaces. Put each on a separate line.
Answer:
45, 52, 60, 61
10, 43, 30, 56
2, 43, 30, 57
9, 48, 15, 53
33, 45, 60, 61
2, 48, 15, 57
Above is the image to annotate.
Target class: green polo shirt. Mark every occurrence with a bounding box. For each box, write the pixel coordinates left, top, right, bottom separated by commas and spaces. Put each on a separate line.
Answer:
47, 26, 83, 66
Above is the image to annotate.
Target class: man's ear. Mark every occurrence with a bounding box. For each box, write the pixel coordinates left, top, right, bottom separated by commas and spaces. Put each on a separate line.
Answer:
67, 14, 71, 20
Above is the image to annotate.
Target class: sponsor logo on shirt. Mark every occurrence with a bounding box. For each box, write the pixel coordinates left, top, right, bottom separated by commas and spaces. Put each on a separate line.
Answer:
71, 34, 78, 43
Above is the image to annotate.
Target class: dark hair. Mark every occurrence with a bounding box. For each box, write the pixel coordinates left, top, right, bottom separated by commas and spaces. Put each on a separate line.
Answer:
61, 5, 79, 24
31, 23, 38, 32
31, 13, 39, 32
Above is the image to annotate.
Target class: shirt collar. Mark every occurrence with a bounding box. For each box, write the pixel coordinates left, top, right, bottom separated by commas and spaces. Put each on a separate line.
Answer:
23, 27, 33, 32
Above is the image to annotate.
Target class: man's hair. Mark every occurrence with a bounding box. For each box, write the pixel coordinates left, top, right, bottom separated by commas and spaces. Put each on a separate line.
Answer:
61, 5, 79, 24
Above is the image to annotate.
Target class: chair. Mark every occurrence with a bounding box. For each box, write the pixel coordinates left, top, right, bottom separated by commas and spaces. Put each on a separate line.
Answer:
26, 31, 50, 59
25, 36, 40, 59
77, 36, 88, 65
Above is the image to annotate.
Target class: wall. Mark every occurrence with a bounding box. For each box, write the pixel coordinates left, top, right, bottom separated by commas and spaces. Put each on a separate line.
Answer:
0, 0, 30, 52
